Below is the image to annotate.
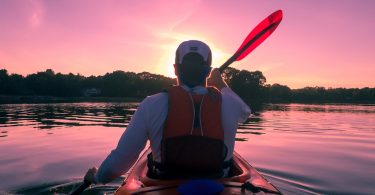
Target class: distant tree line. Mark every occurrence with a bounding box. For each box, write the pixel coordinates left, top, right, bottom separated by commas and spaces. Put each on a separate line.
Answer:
1, 68, 374, 102
0, 69, 174, 98
221, 67, 375, 103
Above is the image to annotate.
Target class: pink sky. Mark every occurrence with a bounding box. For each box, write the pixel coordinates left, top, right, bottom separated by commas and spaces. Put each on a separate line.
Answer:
1, 0, 374, 88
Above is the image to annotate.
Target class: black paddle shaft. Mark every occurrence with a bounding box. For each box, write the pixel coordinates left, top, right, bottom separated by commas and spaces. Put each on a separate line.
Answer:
71, 180, 91, 195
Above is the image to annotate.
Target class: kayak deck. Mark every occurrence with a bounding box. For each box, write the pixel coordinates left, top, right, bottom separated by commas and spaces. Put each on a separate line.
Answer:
115, 148, 281, 194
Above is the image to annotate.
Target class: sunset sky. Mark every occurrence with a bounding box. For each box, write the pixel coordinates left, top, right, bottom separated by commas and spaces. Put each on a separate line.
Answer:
1, 0, 374, 88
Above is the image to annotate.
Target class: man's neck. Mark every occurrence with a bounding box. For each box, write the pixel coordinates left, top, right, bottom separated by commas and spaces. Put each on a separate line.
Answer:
177, 79, 207, 88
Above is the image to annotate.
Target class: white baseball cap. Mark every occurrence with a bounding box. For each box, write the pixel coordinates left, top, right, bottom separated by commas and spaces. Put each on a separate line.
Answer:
175, 40, 212, 66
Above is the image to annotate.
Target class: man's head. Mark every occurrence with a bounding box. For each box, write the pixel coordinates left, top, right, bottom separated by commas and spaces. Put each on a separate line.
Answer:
174, 40, 212, 87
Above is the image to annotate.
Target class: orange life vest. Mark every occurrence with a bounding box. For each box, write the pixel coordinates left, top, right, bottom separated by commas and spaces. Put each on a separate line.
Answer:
159, 85, 227, 178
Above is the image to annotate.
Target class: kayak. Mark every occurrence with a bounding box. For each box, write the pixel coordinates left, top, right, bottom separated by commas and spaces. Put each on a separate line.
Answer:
115, 148, 282, 195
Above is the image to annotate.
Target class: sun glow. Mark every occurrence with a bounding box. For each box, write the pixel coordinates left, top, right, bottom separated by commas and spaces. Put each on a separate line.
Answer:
157, 32, 231, 78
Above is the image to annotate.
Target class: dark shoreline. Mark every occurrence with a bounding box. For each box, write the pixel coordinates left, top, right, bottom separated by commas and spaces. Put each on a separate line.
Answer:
0, 95, 143, 104
1, 95, 374, 105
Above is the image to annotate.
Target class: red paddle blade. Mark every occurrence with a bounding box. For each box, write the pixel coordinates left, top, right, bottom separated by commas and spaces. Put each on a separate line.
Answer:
235, 10, 283, 61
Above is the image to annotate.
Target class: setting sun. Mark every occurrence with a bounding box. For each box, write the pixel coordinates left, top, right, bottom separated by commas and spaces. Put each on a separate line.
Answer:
156, 32, 232, 78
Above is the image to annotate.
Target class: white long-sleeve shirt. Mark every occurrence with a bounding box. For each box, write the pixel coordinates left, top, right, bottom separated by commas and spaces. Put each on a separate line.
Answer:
95, 86, 251, 184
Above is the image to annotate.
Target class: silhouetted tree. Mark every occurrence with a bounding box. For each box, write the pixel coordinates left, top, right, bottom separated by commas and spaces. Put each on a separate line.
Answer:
229, 70, 267, 100
266, 83, 292, 101
7, 73, 26, 95
0, 69, 9, 94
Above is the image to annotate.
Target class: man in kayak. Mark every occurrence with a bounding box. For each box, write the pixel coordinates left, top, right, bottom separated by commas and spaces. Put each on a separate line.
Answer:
84, 40, 251, 184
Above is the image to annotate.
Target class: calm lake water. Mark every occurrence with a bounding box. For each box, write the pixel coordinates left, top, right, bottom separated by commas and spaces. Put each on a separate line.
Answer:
0, 102, 374, 194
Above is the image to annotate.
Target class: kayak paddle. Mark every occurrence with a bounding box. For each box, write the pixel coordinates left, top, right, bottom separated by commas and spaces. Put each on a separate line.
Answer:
218, 10, 283, 73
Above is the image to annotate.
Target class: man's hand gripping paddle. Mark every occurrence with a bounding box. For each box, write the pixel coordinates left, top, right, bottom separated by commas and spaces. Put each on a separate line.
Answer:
218, 10, 283, 73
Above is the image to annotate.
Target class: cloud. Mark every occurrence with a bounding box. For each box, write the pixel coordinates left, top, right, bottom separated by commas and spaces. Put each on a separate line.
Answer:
28, 0, 44, 28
